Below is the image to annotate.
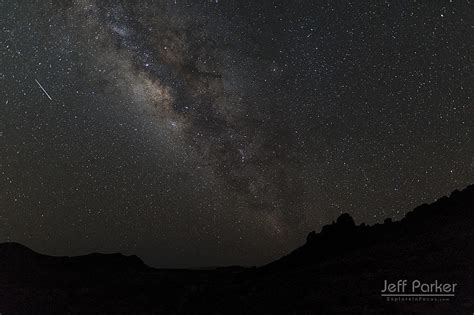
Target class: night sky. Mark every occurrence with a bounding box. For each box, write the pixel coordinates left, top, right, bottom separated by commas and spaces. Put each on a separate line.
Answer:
0, 0, 472, 268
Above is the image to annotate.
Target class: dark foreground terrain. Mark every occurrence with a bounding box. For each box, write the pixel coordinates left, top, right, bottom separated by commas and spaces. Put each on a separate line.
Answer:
1, 185, 473, 314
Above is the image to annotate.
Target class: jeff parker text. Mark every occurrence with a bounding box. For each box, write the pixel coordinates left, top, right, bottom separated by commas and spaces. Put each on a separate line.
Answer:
382, 280, 457, 294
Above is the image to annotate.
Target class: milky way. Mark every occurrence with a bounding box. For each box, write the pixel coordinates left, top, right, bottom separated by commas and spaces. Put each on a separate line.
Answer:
72, 0, 309, 235
0, 0, 472, 267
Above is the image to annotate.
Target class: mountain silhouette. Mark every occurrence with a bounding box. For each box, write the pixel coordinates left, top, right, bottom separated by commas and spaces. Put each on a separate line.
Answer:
0, 185, 473, 314
0, 242, 147, 271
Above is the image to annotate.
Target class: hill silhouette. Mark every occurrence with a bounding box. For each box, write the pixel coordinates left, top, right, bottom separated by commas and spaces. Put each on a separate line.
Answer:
0, 185, 473, 314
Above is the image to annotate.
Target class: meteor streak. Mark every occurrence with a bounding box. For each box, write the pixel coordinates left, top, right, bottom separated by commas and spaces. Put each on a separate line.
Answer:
35, 79, 53, 101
